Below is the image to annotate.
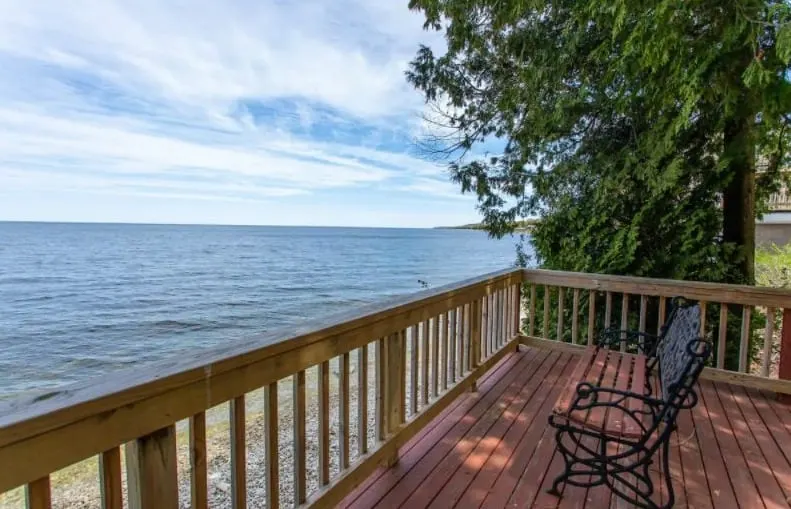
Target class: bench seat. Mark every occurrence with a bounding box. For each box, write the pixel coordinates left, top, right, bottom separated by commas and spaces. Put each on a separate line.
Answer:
553, 347, 648, 438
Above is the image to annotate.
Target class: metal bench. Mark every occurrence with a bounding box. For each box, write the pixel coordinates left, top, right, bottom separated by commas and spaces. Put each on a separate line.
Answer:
547, 299, 711, 509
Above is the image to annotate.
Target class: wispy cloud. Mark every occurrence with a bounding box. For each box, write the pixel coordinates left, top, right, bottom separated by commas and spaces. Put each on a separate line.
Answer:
0, 0, 475, 226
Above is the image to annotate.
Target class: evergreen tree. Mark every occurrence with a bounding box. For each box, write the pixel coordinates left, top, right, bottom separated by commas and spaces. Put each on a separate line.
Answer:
407, 0, 791, 284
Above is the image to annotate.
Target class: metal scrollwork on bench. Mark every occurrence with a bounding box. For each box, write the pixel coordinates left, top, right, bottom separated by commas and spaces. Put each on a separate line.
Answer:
547, 299, 712, 509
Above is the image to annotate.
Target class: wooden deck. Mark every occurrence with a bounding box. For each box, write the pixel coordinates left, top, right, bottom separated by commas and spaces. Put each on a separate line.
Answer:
340, 346, 791, 509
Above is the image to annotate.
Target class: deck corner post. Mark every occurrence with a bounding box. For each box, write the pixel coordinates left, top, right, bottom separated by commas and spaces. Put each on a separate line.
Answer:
779, 308, 791, 401
125, 425, 179, 509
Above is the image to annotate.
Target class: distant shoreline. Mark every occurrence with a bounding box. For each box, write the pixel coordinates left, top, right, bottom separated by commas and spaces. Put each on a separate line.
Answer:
435, 220, 538, 233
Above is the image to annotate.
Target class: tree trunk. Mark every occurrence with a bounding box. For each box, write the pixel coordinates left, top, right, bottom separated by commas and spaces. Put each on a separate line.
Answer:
722, 113, 756, 285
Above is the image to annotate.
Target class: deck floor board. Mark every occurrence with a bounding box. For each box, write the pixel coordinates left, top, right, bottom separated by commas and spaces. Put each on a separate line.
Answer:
339, 347, 791, 509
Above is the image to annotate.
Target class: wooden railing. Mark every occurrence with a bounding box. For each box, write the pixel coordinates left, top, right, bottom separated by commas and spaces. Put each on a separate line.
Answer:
0, 268, 522, 509
520, 269, 791, 391
4, 268, 791, 509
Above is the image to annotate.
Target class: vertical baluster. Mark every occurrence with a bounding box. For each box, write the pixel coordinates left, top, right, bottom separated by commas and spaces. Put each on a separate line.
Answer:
529, 285, 536, 337
503, 287, 510, 341
718, 304, 728, 369
399, 330, 407, 421
513, 283, 522, 338
455, 306, 463, 376
488, 293, 495, 353
490, 292, 497, 351
497, 289, 508, 348
457, 304, 468, 372
188, 414, 208, 509
375, 338, 386, 441
25, 476, 51, 509
264, 382, 279, 509
126, 425, 179, 509
358, 346, 368, 455
230, 395, 246, 509
421, 320, 430, 406
658, 296, 667, 333
620, 293, 629, 351
779, 309, 791, 388
506, 286, 513, 340
100, 447, 123, 509
293, 371, 307, 504
482, 295, 490, 358
543, 286, 551, 339
635, 295, 646, 353
457, 305, 464, 375
448, 309, 456, 384
739, 306, 753, 373
339, 352, 350, 470
441, 312, 449, 391
471, 298, 482, 371
588, 290, 596, 346
605, 291, 613, 329
763, 308, 776, 377
318, 361, 330, 486
639, 295, 647, 334
699, 301, 708, 339
465, 303, 473, 371
410, 324, 419, 416
557, 287, 565, 342
462, 304, 469, 370
431, 317, 439, 397
493, 290, 499, 348
571, 288, 580, 345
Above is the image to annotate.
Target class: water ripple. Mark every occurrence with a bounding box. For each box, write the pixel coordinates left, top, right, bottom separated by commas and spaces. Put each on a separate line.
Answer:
0, 223, 522, 397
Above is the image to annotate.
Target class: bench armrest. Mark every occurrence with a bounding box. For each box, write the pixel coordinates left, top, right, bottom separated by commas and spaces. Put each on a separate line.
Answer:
597, 329, 659, 355
569, 382, 661, 435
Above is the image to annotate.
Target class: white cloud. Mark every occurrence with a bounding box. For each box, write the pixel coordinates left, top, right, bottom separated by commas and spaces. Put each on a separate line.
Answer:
0, 0, 436, 119
0, 0, 470, 224
393, 177, 468, 200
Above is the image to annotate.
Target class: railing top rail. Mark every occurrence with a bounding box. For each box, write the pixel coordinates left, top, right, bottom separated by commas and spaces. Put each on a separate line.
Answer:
0, 267, 521, 449
523, 268, 791, 308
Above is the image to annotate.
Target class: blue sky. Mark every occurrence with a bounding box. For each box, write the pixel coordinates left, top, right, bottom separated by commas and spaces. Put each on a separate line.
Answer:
0, 0, 481, 227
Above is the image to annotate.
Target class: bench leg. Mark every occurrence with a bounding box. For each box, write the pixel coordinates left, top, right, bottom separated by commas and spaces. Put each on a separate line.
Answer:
608, 442, 670, 509
547, 426, 604, 497
548, 431, 668, 509
547, 426, 571, 496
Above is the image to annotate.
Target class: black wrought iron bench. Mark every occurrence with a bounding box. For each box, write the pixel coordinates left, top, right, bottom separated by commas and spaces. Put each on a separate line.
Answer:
548, 300, 711, 509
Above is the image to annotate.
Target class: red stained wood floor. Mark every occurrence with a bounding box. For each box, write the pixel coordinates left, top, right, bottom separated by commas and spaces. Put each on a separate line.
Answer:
339, 346, 791, 508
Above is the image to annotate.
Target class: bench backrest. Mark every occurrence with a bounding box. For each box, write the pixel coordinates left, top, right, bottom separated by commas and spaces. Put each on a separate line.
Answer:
656, 301, 711, 420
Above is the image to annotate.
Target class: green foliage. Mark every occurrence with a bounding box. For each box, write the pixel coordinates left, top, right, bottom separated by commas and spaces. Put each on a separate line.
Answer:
407, 0, 791, 284
756, 243, 791, 288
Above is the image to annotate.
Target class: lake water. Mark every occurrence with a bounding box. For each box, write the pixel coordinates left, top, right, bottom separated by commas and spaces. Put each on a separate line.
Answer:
0, 222, 523, 398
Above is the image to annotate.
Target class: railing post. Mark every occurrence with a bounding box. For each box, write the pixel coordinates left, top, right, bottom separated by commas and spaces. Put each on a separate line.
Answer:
25, 477, 51, 509
126, 425, 179, 509
779, 309, 791, 401
384, 330, 405, 465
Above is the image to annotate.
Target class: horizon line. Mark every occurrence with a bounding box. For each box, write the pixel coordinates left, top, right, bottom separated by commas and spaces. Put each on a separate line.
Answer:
0, 219, 472, 230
